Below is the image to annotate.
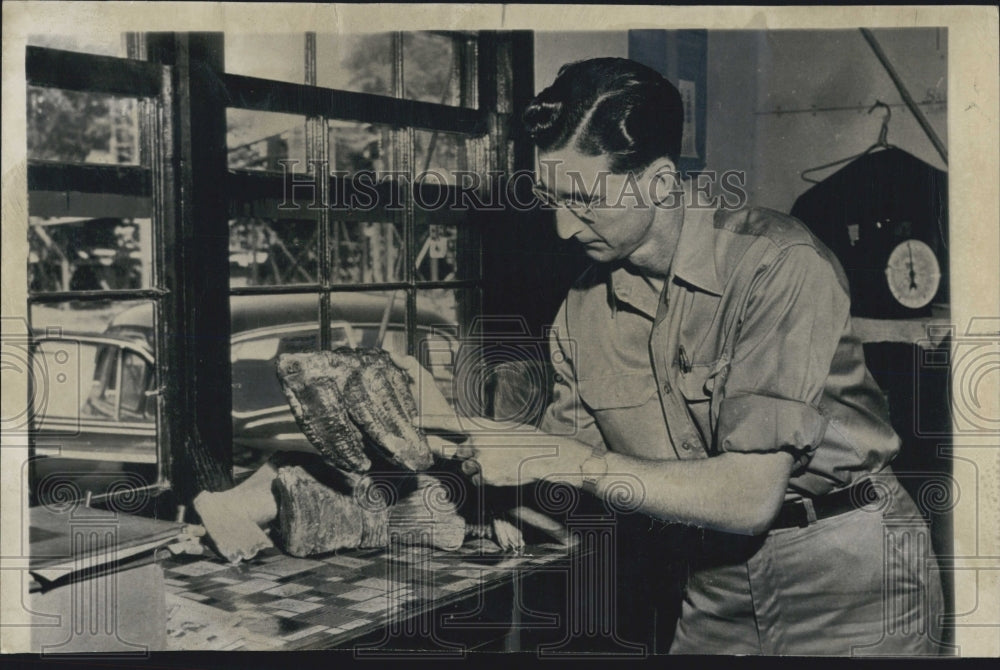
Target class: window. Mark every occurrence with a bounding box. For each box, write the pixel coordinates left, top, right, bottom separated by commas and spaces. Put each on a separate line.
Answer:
25, 37, 170, 508
27, 87, 141, 166
25, 30, 527, 503
222, 31, 487, 468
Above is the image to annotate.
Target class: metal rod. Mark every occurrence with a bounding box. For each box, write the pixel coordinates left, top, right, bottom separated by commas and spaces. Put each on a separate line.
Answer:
375, 290, 398, 348
755, 100, 944, 117
228, 279, 482, 297
859, 28, 948, 165
113, 347, 124, 421
74, 483, 168, 508
28, 288, 169, 303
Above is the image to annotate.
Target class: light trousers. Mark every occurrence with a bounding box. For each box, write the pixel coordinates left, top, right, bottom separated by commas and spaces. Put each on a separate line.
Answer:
670, 473, 947, 656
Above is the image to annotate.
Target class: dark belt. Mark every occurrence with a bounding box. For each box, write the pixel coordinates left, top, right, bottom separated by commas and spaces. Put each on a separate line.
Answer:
771, 478, 878, 530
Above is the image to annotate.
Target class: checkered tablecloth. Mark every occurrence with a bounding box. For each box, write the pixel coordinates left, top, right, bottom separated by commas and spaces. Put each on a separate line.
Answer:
163, 541, 571, 650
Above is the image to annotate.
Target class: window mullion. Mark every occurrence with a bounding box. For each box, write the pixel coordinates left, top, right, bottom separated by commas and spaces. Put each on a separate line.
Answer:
305, 31, 335, 351
148, 32, 234, 500
390, 34, 417, 357
151, 52, 177, 492
113, 347, 124, 422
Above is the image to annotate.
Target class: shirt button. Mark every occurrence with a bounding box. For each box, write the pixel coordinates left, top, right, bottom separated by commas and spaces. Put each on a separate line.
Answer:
661, 380, 672, 394
681, 441, 693, 451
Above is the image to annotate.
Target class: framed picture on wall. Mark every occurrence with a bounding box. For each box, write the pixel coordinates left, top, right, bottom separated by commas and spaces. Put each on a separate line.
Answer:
628, 29, 707, 175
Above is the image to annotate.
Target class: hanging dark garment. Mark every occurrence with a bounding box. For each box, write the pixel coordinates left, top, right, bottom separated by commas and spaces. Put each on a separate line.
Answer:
790, 147, 948, 318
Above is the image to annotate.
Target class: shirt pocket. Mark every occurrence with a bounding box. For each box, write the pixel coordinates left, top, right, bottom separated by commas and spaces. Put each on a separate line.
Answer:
675, 363, 716, 402
577, 373, 658, 411
676, 356, 730, 447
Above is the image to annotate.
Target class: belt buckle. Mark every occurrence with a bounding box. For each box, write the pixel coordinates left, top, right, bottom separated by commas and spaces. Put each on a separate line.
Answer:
784, 498, 817, 528
801, 497, 818, 524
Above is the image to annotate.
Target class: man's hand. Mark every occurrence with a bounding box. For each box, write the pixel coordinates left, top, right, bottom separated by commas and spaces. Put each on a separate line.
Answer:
428, 424, 590, 488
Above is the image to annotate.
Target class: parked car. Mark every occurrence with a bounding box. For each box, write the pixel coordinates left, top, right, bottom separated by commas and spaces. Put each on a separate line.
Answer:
30, 292, 460, 501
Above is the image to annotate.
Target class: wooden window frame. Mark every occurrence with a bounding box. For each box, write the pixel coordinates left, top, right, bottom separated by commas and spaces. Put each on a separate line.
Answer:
25, 43, 177, 504
25, 31, 534, 506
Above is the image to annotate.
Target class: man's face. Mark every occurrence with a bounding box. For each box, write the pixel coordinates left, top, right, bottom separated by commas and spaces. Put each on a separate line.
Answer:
535, 147, 661, 263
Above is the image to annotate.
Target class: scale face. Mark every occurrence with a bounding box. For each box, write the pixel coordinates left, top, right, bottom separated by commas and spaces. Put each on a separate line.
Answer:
884, 238, 941, 310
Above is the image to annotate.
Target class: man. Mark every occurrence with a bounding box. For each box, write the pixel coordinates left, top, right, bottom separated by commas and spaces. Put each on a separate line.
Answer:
420, 57, 945, 655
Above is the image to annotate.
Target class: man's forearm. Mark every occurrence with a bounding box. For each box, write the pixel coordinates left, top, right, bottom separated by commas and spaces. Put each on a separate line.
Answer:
517, 432, 792, 536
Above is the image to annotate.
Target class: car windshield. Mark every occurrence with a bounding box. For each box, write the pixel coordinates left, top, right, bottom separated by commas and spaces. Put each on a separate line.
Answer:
83, 343, 153, 421
231, 324, 457, 415
232, 323, 356, 414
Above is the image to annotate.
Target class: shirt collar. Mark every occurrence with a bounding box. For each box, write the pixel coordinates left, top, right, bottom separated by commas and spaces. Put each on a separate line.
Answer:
607, 264, 662, 319
670, 205, 723, 296
604, 205, 723, 317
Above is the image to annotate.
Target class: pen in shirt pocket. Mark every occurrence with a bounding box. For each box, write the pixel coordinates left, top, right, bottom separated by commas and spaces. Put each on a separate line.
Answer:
678, 345, 692, 373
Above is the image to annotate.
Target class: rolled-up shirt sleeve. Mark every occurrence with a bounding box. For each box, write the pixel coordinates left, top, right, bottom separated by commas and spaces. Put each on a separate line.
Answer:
716, 244, 850, 472
540, 303, 608, 449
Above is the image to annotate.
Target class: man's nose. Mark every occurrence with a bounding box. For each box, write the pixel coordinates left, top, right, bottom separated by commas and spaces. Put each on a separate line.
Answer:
554, 209, 585, 240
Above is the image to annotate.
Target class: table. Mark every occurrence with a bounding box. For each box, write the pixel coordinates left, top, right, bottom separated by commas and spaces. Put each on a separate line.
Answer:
162, 540, 575, 651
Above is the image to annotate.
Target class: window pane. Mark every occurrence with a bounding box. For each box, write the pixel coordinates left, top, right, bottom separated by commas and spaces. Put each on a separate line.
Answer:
411, 131, 479, 283
28, 33, 126, 58
328, 120, 394, 174
317, 32, 476, 108
330, 219, 404, 284
30, 300, 158, 465
225, 33, 304, 84
403, 32, 470, 107
29, 216, 153, 292
229, 217, 319, 288
227, 109, 307, 172
316, 33, 392, 95
416, 288, 468, 408
416, 288, 463, 333
413, 129, 468, 182
413, 221, 480, 282
330, 290, 409, 351
27, 86, 141, 165
230, 292, 319, 466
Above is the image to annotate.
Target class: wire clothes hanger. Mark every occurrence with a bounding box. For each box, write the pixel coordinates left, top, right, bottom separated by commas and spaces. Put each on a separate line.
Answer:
800, 101, 895, 184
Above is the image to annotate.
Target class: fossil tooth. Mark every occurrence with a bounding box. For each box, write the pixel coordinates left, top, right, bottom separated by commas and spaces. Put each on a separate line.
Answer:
276, 353, 371, 473
330, 348, 434, 472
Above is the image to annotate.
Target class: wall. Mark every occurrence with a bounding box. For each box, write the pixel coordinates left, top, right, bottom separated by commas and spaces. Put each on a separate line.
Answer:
705, 31, 760, 200
708, 28, 947, 213
533, 29, 948, 214
533, 31, 628, 93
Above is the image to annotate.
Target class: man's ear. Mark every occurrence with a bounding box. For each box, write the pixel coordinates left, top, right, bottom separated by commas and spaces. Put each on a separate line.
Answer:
647, 157, 679, 182
646, 158, 683, 206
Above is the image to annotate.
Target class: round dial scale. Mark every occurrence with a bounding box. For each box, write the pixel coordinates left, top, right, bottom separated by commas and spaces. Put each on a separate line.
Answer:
884, 239, 941, 310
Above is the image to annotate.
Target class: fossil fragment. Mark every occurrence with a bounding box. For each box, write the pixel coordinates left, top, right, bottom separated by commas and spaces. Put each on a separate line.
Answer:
273, 466, 466, 556
301, 347, 433, 472
352, 348, 434, 471
273, 466, 388, 556
357, 348, 420, 420
276, 353, 372, 473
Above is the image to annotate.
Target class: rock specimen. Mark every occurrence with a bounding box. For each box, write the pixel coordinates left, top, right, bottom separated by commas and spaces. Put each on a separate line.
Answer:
276, 352, 371, 473
273, 348, 527, 557
275, 349, 434, 473
273, 466, 467, 557
273, 465, 389, 556
330, 348, 434, 472
192, 489, 274, 563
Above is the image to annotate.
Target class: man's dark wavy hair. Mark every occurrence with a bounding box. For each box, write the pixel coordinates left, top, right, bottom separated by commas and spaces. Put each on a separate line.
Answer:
522, 58, 684, 174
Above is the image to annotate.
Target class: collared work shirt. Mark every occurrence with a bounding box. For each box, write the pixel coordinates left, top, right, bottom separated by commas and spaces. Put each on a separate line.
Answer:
540, 205, 900, 499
